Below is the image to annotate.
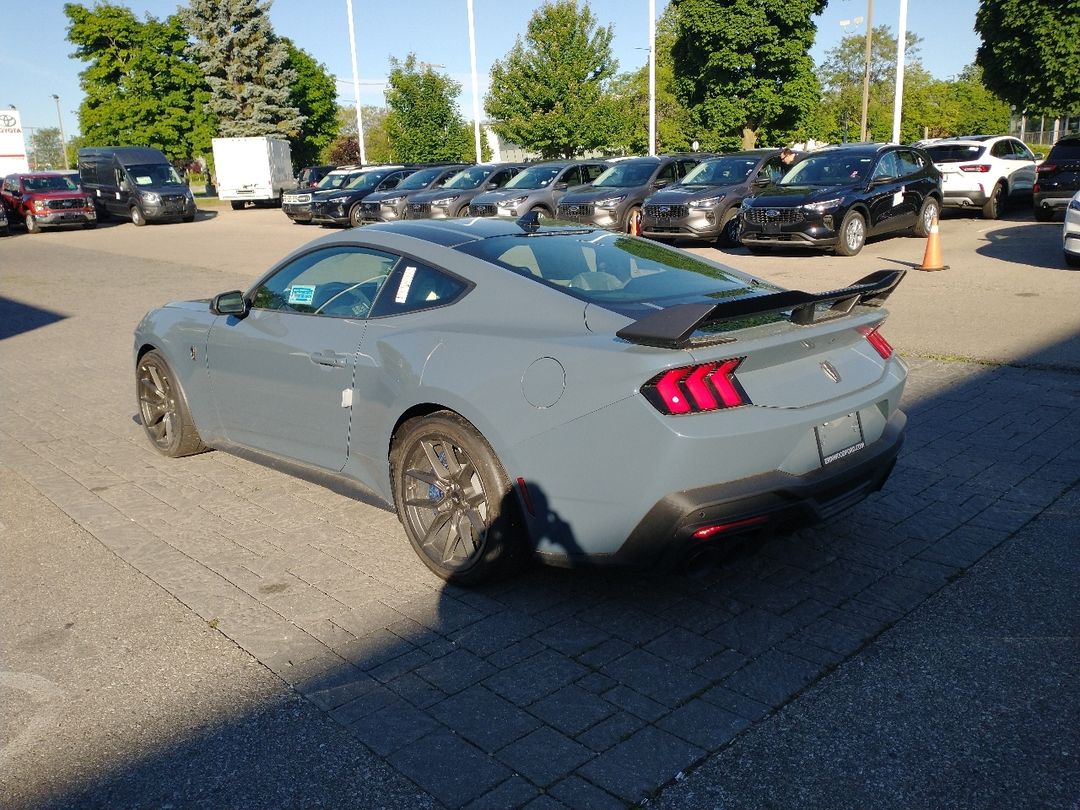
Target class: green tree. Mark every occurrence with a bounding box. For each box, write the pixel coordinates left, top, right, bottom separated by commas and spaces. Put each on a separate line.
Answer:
326, 105, 393, 165
65, 2, 213, 162
30, 127, 64, 169
384, 55, 473, 162
182, 0, 304, 139
486, 0, 621, 158
975, 0, 1080, 114
282, 39, 338, 168
672, 0, 828, 151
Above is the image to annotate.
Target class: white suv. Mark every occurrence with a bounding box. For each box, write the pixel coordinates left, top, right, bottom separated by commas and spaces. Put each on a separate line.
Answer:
1063, 190, 1080, 268
923, 136, 1037, 219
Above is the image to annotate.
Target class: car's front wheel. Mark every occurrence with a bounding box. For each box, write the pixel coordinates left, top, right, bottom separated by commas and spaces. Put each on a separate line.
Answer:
136, 350, 207, 457
625, 206, 643, 235
130, 205, 147, 226
349, 203, 364, 228
913, 196, 939, 238
24, 213, 41, 234
716, 211, 740, 247
391, 411, 524, 584
836, 210, 866, 256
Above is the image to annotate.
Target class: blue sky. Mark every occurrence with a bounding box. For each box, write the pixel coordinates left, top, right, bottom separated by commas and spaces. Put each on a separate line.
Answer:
5, 0, 983, 141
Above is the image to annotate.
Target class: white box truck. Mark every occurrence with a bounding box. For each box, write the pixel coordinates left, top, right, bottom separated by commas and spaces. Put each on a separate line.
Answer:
211, 136, 294, 209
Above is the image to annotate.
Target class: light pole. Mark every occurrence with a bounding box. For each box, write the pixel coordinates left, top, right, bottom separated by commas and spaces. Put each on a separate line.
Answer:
891, 0, 908, 144
648, 0, 656, 157
51, 93, 69, 170
345, 0, 366, 165
466, 0, 483, 164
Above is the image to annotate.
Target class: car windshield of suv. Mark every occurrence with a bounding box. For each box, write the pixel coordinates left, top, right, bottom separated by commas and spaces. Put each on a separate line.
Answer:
925, 144, 985, 163
593, 162, 656, 187
780, 153, 874, 186
504, 165, 563, 189
397, 168, 446, 190
680, 158, 759, 186
319, 172, 355, 189
24, 175, 79, 192
126, 164, 184, 187
345, 171, 393, 191
1048, 141, 1080, 160
442, 166, 494, 189
456, 230, 774, 323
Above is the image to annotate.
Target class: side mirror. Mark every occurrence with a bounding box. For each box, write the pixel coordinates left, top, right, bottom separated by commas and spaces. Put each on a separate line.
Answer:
1034, 152, 1045, 160
653, 180, 669, 188
555, 181, 569, 191
210, 290, 249, 317
486, 180, 499, 189
752, 176, 772, 187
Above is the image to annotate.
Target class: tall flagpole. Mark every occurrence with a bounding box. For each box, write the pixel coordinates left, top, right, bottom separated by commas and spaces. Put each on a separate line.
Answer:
467, 0, 483, 162
648, 0, 656, 156
346, 0, 367, 164
891, 0, 908, 144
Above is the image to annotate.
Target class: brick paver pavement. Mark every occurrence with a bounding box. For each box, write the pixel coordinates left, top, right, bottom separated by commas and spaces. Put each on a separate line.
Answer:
2, 233, 1078, 808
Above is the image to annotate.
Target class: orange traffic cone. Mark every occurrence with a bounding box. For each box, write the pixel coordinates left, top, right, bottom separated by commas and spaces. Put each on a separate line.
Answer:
916, 213, 949, 272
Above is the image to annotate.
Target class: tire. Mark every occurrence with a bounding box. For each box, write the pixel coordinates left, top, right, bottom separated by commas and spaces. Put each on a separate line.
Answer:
24, 213, 41, 234
835, 210, 866, 256
130, 205, 147, 226
230, 200, 245, 211
1066, 252, 1080, 269
625, 206, 643, 235
982, 182, 1006, 219
83, 222, 97, 230
1034, 206, 1055, 222
716, 211, 740, 247
349, 203, 364, 228
913, 196, 939, 238
391, 411, 525, 584
136, 350, 207, 458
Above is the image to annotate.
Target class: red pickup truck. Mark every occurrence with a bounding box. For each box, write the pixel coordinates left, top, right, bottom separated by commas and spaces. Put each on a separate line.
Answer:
0, 172, 97, 233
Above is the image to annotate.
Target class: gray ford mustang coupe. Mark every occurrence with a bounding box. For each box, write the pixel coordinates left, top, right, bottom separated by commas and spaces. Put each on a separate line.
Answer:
134, 215, 908, 583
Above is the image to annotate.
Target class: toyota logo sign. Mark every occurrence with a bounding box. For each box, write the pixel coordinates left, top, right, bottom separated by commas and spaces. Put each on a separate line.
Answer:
0, 114, 16, 128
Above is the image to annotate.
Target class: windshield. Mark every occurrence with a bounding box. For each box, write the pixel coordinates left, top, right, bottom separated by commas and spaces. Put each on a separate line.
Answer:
318, 172, 356, 189
1049, 141, 1080, 161
398, 168, 447, 190
680, 158, 758, 186
593, 162, 656, 188
125, 163, 183, 186
442, 166, 494, 189
780, 153, 874, 186
505, 165, 562, 189
925, 144, 985, 163
23, 175, 80, 192
456, 230, 771, 323
344, 171, 390, 190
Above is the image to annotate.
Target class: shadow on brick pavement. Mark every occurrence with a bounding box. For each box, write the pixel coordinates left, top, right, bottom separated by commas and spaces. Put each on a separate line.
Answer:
2, 244, 1079, 808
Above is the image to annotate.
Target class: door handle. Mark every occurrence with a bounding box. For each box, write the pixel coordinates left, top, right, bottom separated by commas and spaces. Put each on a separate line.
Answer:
309, 349, 347, 367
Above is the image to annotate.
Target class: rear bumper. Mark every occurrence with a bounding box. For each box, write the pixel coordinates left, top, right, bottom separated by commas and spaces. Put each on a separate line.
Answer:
942, 188, 991, 207
608, 410, 906, 569
1035, 192, 1075, 211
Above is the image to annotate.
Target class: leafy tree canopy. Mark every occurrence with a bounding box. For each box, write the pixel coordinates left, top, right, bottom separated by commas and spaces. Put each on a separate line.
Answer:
672, 0, 828, 151
976, 0, 1080, 114
30, 128, 65, 170
281, 38, 339, 168
65, 2, 213, 162
327, 106, 393, 165
182, 0, 304, 139
384, 55, 473, 162
486, 0, 621, 158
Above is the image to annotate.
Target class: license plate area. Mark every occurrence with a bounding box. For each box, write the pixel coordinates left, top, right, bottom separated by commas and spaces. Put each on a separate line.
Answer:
815, 412, 865, 465
763, 222, 780, 234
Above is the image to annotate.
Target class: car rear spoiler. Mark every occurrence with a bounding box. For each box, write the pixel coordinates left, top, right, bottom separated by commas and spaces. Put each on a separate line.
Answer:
616, 269, 906, 349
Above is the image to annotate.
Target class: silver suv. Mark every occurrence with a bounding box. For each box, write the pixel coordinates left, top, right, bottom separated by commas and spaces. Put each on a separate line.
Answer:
468, 161, 608, 218
359, 165, 469, 224
555, 155, 703, 234
405, 163, 524, 219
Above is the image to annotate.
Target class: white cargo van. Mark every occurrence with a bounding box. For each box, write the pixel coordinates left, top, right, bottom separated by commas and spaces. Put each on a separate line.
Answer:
211, 136, 293, 209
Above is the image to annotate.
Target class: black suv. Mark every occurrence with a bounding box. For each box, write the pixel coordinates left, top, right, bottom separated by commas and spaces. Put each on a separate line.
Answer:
739, 143, 942, 256
1034, 134, 1080, 222
309, 166, 416, 227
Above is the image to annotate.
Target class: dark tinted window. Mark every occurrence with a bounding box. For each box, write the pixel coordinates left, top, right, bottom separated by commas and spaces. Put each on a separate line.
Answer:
561, 166, 583, 186
897, 150, 924, 177
1048, 139, 1080, 161
991, 140, 1011, 158
398, 168, 448, 190
926, 143, 986, 163
656, 162, 678, 183
872, 152, 900, 180
371, 261, 468, 317
582, 163, 607, 182
782, 152, 875, 185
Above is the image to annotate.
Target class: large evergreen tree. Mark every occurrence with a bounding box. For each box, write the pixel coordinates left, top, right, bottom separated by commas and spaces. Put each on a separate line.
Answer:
65, 2, 213, 162
182, 0, 304, 139
282, 38, 338, 168
672, 0, 828, 150
384, 55, 473, 162
486, 0, 621, 158
975, 0, 1080, 114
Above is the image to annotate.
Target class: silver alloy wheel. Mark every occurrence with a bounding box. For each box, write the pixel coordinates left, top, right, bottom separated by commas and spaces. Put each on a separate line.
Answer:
131, 205, 146, 226
138, 357, 179, 451
844, 214, 865, 252
401, 436, 489, 571
922, 199, 938, 233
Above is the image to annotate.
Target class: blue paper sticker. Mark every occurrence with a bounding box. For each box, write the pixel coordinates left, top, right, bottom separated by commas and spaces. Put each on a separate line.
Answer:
288, 285, 316, 305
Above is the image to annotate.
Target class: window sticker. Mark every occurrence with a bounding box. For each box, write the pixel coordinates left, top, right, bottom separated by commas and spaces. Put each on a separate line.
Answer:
395, 265, 417, 303
287, 285, 316, 306
135, 175, 153, 186
892, 188, 904, 207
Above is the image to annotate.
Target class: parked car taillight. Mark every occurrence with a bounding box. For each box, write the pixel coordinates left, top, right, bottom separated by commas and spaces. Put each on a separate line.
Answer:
642, 358, 750, 415
1037, 163, 1057, 174
858, 325, 894, 360
959, 164, 991, 173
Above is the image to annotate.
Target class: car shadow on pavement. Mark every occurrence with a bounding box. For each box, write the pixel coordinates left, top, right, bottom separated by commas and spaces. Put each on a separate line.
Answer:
976, 222, 1071, 270
0, 295, 67, 340
8, 329, 1080, 807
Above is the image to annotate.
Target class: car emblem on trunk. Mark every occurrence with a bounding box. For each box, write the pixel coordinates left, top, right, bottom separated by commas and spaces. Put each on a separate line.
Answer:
821, 360, 841, 383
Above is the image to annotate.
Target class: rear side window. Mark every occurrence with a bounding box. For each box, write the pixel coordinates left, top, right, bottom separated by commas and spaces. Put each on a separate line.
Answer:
1048, 140, 1080, 161
582, 164, 607, 182
370, 261, 468, 317
926, 144, 985, 163
897, 150, 924, 177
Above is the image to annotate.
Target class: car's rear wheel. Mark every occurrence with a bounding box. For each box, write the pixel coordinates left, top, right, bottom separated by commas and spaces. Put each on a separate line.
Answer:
835, 210, 866, 256
136, 350, 207, 457
24, 214, 41, 234
349, 203, 364, 228
982, 182, 1006, 219
913, 196, 939, 238
230, 201, 245, 211
1066, 252, 1080, 268
130, 205, 147, 226
1034, 206, 1055, 222
625, 206, 643, 235
391, 411, 524, 584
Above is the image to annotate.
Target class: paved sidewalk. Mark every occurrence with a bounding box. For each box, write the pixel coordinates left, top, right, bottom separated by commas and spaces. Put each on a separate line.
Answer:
2, 233, 1078, 808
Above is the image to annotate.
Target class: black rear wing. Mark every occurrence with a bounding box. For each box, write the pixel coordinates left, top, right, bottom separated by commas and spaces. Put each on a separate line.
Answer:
616, 269, 905, 349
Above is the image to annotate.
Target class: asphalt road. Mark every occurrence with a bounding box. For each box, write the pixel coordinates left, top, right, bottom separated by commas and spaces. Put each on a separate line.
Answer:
1, 207, 1077, 809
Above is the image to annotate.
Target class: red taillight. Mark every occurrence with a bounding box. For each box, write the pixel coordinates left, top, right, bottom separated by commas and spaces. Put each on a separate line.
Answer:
643, 358, 750, 415
692, 515, 769, 539
1037, 163, 1057, 174
959, 163, 991, 173
859, 325, 893, 359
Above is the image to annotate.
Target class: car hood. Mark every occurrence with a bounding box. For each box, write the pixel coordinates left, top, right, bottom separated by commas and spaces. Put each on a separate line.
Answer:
311, 187, 362, 200
410, 187, 478, 203
24, 189, 86, 200
365, 189, 421, 202
560, 186, 643, 204
471, 188, 541, 204
646, 184, 742, 204
747, 185, 857, 206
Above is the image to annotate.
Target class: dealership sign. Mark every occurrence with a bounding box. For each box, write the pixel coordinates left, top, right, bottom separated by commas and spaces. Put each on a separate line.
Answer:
0, 110, 31, 174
